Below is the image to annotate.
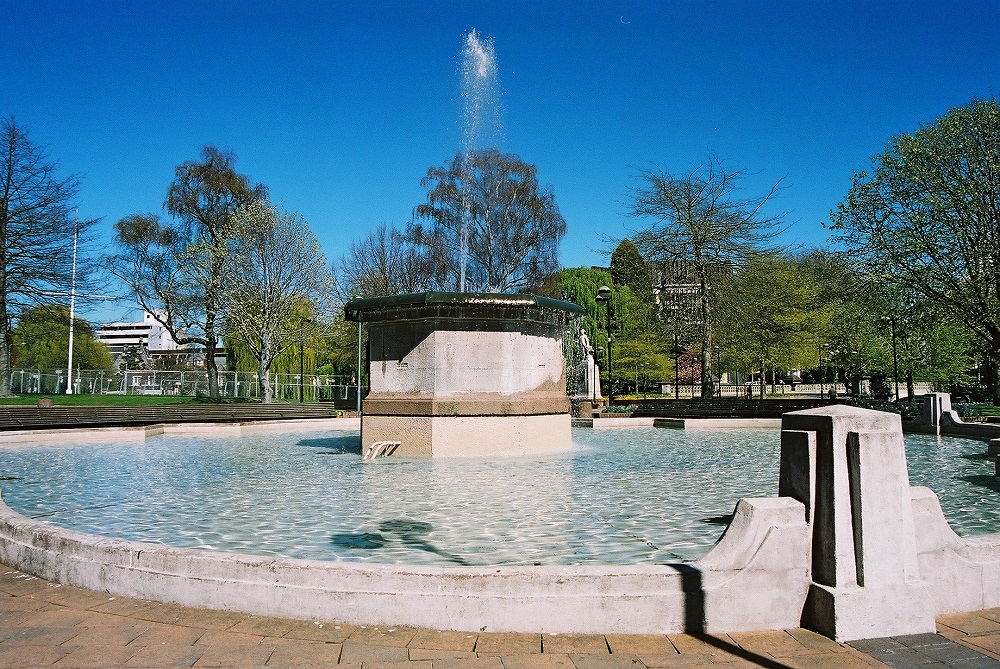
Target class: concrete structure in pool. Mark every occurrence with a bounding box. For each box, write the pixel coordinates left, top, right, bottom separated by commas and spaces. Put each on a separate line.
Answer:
344, 292, 585, 458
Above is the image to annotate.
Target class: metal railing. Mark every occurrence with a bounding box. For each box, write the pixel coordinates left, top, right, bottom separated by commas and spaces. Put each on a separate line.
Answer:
7, 368, 363, 405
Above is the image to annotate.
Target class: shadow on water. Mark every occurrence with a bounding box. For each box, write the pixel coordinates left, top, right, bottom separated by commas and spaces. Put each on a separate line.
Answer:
329, 533, 386, 549
959, 475, 1000, 492
296, 436, 361, 455
330, 519, 472, 565
960, 452, 991, 462
701, 514, 734, 526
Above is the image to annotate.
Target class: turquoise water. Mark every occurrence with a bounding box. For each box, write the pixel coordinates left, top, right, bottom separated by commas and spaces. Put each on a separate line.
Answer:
0, 427, 995, 566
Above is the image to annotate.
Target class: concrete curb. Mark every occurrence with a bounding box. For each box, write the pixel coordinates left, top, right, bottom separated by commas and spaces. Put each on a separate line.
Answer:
0, 491, 811, 635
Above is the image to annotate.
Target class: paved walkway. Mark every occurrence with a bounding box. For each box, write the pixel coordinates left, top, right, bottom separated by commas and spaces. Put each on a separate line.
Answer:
2, 565, 999, 668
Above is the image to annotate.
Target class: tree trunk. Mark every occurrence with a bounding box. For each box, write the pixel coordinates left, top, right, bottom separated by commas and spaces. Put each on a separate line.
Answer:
0, 300, 13, 397
699, 278, 715, 399
258, 367, 272, 404
204, 332, 220, 400
258, 338, 274, 404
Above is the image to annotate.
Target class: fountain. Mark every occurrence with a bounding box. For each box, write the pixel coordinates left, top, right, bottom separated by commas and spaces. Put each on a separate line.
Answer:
459, 29, 502, 292
3, 407, 1000, 639
344, 291, 584, 457
3, 27, 1000, 643
339, 33, 586, 458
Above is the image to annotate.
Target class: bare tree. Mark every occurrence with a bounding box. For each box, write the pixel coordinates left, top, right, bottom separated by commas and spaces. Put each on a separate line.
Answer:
335, 223, 433, 300
0, 118, 96, 396
110, 147, 265, 399
630, 156, 785, 398
411, 149, 566, 293
221, 201, 335, 403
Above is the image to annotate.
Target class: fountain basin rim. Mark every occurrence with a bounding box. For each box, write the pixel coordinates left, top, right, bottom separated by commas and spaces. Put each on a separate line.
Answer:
345, 291, 585, 323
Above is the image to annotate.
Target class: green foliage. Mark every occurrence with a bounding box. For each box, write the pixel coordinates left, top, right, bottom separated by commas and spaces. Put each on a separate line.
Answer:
829, 98, 1000, 400
111, 146, 266, 400
715, 253, 828, 377
219, 200, 335, 403
0, 118, 99, 396
610, 239, 652, 302
11, 306, 113, 372
630, 156, 786, 397
542, 267, 671, 395
118, 345, 148, 371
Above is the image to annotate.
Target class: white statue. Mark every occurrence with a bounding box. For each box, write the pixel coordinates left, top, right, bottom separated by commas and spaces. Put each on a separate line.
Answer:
579, 328, 602, 400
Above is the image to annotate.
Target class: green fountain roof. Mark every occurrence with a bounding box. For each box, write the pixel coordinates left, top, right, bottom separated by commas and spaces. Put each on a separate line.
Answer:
344, 291, 586, 324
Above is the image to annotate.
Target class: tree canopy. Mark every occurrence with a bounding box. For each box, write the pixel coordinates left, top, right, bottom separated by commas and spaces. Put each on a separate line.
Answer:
630, 156, 785, 397
610, 239, 653, 302
111, 147, 266, 399
829, 99, 1000, 400
411, 149, 566, 293
220, 200, 334, 403
12, 305, 113, 373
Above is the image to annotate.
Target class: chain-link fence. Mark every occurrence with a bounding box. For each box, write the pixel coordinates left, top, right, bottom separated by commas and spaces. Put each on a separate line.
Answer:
8, 368, 363, 406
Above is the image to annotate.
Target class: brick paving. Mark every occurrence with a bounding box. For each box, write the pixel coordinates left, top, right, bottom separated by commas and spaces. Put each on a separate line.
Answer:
2, 564, 1000, 668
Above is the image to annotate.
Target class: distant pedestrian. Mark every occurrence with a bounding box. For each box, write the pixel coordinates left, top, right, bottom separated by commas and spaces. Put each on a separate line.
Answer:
745, 382, 752, 399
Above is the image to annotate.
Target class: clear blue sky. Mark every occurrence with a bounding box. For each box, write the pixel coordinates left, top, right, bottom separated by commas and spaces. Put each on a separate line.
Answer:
3, 0, 998, 323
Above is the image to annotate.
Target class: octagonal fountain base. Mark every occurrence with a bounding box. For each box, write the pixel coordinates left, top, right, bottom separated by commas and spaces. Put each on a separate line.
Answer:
345, 292, 584, 458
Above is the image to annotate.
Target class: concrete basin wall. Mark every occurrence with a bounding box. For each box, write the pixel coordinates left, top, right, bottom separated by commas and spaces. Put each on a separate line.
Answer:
3, 408, 1000, 640
0, 493, 810, 635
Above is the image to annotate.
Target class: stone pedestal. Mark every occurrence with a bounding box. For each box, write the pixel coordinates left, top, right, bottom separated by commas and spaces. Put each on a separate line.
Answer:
780, 405, 936, 641
345, 292, 584, 458
988, 438, 1000, 459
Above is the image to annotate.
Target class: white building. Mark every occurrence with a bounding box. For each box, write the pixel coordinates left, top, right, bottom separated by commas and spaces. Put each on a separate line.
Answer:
96, 312, 218, 366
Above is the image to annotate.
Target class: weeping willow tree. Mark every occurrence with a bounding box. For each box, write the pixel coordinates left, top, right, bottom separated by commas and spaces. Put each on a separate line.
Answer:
226, 330, 321, 399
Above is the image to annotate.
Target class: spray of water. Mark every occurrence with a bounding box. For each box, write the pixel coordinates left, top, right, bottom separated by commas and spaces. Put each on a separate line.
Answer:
461, 29, 502, 153
458, 29, 502, 291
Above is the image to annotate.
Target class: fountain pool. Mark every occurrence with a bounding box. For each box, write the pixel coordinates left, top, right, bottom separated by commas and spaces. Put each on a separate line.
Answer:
0, 424, 995, 567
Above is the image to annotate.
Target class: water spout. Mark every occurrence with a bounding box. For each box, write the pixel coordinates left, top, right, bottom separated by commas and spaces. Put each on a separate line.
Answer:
459, 29, 502, 292
363, 440, 400, 460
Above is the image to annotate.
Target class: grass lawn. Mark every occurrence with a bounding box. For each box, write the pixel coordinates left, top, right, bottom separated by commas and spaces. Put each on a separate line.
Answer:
0, 394, 266, 406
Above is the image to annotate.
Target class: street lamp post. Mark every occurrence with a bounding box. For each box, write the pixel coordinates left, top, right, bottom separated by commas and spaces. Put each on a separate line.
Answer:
595, 286, 613, 407
819, 343, 828, 399
851, 350, 860, 397
299, 338, 305, 403
356, 301, 363, 414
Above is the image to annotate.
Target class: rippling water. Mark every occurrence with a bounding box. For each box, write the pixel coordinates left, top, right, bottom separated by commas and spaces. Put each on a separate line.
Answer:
0, 427, 995, 565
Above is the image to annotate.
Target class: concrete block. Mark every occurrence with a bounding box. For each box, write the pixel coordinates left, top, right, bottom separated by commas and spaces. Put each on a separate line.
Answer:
781, 406, 936, 641
697, 497, 810, 633
989, 439, 1000, 459
354, 294, 580, 457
